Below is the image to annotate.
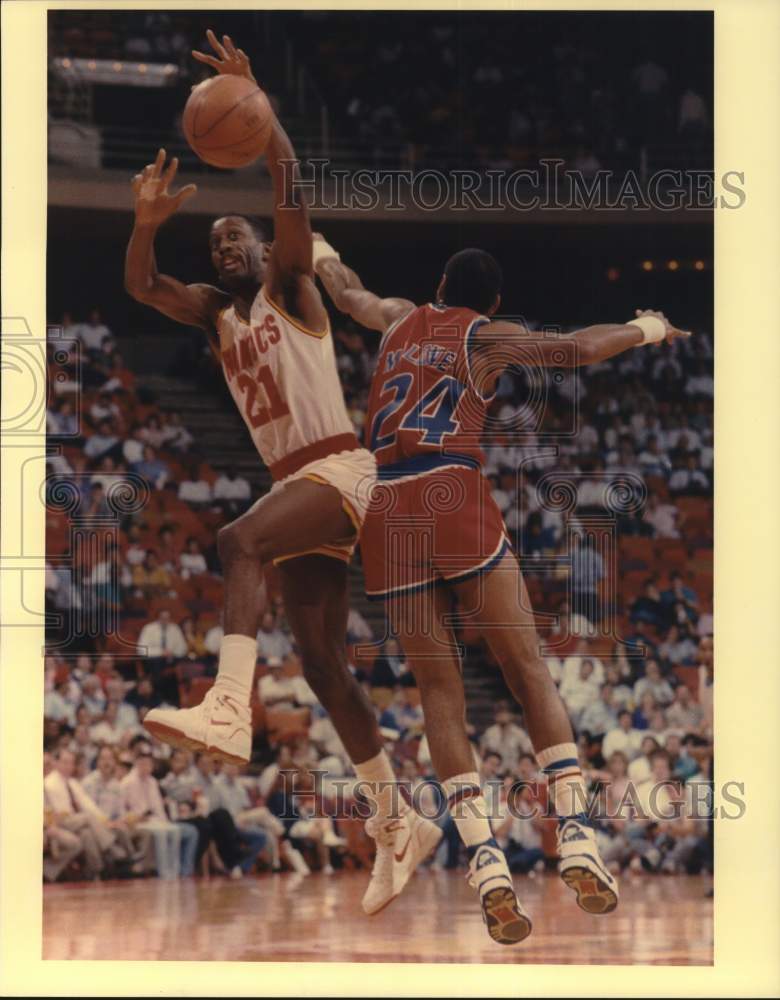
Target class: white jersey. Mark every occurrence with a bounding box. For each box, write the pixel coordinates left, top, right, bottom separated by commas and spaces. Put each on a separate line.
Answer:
216, 286, 358, 480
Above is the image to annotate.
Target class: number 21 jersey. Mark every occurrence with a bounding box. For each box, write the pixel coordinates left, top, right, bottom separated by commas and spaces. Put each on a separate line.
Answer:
217, 287, 359, 481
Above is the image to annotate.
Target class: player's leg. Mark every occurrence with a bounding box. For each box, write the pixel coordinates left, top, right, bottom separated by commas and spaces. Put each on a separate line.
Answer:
451, 550, 618, 914
279, 554, 440, 914
144, 478, 353, 763
389, 584, 530, 944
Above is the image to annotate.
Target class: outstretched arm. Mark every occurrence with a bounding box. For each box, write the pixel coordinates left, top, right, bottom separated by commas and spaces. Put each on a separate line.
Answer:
477, 311, 690, 368
193, 31, 323, 327
124, 147, 227, 332
314, 243, 415, 333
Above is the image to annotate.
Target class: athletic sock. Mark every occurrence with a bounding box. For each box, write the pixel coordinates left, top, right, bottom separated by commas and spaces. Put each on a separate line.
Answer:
354, 749, 402, 821
536, 742, 591, 825
442, 771, 493, 847
213, 633, 257, 704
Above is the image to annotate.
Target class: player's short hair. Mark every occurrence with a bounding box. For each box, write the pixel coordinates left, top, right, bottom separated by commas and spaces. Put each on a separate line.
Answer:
211, 214, 269, 243
442, 248, 503, 314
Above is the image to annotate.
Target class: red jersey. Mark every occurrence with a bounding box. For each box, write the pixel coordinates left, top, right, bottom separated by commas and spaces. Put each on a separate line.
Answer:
366, 304, 493, 473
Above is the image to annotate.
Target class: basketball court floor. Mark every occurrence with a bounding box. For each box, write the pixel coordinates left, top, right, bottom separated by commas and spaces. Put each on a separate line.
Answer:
43, 870, 713, 964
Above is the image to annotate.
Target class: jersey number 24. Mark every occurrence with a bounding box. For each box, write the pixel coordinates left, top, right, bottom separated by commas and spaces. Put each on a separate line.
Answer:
370, 373, 464, 452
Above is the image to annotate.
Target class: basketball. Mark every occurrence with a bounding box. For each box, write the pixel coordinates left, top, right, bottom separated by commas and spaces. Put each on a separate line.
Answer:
183, 75, 273, 169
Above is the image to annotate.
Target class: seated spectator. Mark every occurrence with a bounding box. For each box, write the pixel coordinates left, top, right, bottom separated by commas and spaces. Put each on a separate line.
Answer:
669, 454, 709, 496
44, 748, 132, 880
661, 571, 699, 619
122, 424, 146, 466
658, 624, 698, 666
137, 609, 187, 659
627, 735, 661, 783
80, 673, 106, 717
125, 676, 160, 714
76, 307, 114, 355
82, 745, 147, 870
666, 684, 704, 733
132, 445, 170, 491
177, 459, 212, 506
560, 660, 601, 728
212, 466, 251, 512
156, 524, 181, 572
159, 411, 194, 453
579, 683, 618, 739
139, 414, 167, 450
256, 611, 293, 663
642, 491, 679, 539
84, 418, 120, 461
181, 617, 208, 660
629, 579, 665, 628
637, 436, 672, 478
120, 748, 198, 878
204, 621, 224, 658
479, 703, 533, 771
604, 664, 633, 713
132, 550, 172, 598
90, 699, 140, 745
48, 397, 79, 437
179, 536, 208, 577
601, 709, 643, 761
44, 679, 77, 727
257, 658, 316, 711
633, 660, 674, 707
632, 691, 658, 730
70, 724, 98, 770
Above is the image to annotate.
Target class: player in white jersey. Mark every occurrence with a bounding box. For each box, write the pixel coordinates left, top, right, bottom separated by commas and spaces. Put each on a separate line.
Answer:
125, 31, 440, 906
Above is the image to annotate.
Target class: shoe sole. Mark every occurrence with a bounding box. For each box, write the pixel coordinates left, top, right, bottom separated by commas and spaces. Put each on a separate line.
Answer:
142, 719, 249, 766
363, 821, 443, 916
483, 885, 533, 945
560, 863, 619, 915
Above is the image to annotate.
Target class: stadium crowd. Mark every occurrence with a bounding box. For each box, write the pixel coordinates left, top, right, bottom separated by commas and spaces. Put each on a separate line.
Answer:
43, 303, 713, 884
49, 10, 711, 175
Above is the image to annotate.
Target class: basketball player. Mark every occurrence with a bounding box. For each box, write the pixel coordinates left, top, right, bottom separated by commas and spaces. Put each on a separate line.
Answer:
124, 31, 440, 913
315, 242, 690, 943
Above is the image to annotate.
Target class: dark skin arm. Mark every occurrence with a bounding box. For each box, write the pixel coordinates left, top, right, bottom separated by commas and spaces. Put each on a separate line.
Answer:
315, 251, 415, 332
124, 147, 229, 345
193, 30, 327, 333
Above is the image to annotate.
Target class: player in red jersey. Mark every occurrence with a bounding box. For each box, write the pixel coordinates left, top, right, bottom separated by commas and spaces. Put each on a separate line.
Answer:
316, 242, 690, 943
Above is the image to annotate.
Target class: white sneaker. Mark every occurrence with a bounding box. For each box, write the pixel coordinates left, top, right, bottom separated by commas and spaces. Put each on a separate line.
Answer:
322, 863, 334, 875
468, 839, 532, 945
362, 810, 442, 915
282, 843, 311, 876
229, 865, 243, 880
143, 687, 252, 765
557, 819, 619, 914
322, 829, 347, 848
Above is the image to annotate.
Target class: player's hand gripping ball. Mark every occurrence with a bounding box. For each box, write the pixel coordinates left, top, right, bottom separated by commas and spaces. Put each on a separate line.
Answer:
184, 30, 274, 169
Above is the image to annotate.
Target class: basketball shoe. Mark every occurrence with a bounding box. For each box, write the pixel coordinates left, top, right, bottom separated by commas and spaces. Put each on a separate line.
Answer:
557, 818, 619, 914
467, 839, 532, 945
143, 688, 252, 764
362, 809, 442, 915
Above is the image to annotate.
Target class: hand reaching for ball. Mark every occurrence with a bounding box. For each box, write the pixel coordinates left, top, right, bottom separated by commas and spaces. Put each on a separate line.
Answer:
131, 148, 197, 227
192, 29, 256, 84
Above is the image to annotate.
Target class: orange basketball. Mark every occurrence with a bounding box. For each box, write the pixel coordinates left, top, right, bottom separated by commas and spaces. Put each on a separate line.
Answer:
183, 75, 273, 169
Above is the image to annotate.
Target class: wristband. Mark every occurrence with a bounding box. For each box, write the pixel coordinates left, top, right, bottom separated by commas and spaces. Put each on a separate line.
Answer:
312, 238, 340, 268
627, 315, 666, 344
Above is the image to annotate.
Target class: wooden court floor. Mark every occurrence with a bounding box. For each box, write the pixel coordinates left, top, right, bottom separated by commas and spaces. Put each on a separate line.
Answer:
43, 869, 713, 965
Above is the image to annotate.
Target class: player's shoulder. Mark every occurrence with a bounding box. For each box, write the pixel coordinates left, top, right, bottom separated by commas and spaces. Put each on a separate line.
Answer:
188, 283, 233, 327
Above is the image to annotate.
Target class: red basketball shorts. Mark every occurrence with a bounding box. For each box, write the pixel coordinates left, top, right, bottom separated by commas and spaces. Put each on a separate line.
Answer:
361, 462, 510, 600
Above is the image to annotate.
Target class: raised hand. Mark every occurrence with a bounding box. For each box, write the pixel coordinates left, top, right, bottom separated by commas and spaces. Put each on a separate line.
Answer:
192, 29, 256, 83
131, 148, 197, 227
633, 308, 692, 345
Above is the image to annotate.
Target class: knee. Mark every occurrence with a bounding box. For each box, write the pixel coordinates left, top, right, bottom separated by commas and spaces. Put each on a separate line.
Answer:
217, 519, 270, 566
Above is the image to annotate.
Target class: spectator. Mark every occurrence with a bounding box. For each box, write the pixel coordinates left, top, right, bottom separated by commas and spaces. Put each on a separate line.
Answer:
132, 550, 172, 598
84, 419, 120, 461
179, 536, 208, 577
346, 606, 373, 645
560, 660, 601, 728
177, 459, 212, 506
132, 445, 170, 491
630, 580, 665, 628
257, 658, 316, 711
479, 703, 533, 771
666, 683, 704, 732
76, 307, 114, 354
643, 491, 680, 539
256, 611, 293, 663
120, 748, 198, 878
633, 660, 675, 707
213, 466, 251, 511
602, 709, 644, 761
579, 683, 618, 739
44, 748, 129, 879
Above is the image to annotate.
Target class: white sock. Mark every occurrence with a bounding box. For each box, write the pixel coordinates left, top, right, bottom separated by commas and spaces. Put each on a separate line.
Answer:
442, 771, 492, 847
214, 633, 257, 704
536, 742, 589, 820
354, 750, 402, 821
